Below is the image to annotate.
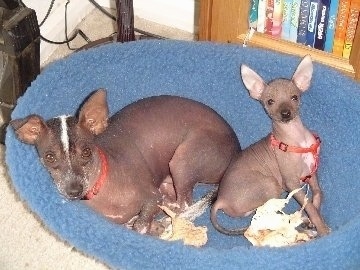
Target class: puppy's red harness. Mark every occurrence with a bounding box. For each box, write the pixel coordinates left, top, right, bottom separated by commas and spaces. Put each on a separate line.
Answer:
84, 148, 108, 200
269, 133, 321, 183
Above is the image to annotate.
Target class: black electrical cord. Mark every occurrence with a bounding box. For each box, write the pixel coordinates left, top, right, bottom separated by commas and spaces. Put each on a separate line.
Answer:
20, 0, 166, 48
88, 0, 167, 40
64, 0, 91, 50
18, 0, 54, 27
88, 0, 116, 21
19, 0, 91, 49
38, 0, 55, 27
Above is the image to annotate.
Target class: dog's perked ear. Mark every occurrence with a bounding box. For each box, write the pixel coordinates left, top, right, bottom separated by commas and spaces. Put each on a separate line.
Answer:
292, 55, 313, 92
10, 115, 48, 145
78, 88, 109, 135
240, 64, 266, 100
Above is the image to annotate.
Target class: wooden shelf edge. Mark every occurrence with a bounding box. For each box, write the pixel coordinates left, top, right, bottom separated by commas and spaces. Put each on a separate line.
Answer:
237, 32, 355, 79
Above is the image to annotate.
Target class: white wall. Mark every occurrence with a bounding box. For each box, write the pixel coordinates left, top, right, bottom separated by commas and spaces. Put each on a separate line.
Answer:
96, 0, 199, 33
22, 0, 197, 64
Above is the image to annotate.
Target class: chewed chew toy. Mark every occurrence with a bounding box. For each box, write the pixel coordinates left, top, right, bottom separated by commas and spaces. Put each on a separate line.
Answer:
244, 187, 316, 247
159, 189, 217, 247
159, 205, 208, 247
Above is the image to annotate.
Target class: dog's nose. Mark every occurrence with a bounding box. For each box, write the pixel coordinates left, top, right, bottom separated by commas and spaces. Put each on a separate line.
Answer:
66, 182, 84, 198
281, 109, 291, 120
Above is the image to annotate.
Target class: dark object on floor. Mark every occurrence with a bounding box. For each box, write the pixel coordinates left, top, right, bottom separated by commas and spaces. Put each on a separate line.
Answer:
79, 0, 165, 52
0, 0, 40, 143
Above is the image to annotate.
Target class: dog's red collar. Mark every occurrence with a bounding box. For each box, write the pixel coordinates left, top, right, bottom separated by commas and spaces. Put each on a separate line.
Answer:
83, 148, 108, 200
269, 133, 321, 182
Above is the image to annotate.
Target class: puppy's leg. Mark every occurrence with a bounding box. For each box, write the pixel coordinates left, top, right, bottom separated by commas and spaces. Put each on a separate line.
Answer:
211, 174, 282, 235
306, 174, 322, 210
287, 183, 330, 236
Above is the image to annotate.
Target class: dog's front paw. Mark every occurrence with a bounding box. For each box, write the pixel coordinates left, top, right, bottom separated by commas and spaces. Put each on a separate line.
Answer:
149, 220, 165, 236
317, 224, 331, 236
133, 219, 151, 235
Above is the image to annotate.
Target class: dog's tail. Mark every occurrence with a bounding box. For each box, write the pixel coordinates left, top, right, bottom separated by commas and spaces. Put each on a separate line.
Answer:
210, 201, 247, 236
178, 188, 218, 222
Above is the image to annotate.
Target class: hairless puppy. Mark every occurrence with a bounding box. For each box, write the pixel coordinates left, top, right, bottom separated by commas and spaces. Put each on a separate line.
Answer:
211, 55, 330, 237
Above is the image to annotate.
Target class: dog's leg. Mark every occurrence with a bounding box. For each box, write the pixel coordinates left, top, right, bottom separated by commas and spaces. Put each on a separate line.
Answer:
306, 174, 322, 210
287, 184, 330, 236
169, 130, 235, 210
211, 172, 282, 235
132, 189, 163, 235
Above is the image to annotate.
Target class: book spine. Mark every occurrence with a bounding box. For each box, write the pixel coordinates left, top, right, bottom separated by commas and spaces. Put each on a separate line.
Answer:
257, 0, 267, 32
324, 0, 340, 52
265, 0, 275, 35
314, 0, 331, 50
272, 0, 283, 37
306, 0, 320, 47
282, 0, 293, 40
290, 0, 301, 42
342, 0, 360, 58
332, 0, 351, 56
297, 0, 311, 44
249, 0, 260, 29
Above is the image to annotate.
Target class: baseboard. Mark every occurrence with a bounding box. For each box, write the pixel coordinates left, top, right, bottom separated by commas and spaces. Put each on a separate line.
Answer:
39, 1, 94, 65
94, 0, 198, 33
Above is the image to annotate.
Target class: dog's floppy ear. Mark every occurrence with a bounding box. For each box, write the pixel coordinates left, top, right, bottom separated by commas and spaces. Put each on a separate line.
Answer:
79, 88, 109, 135
10, 115, 48, 145
240, 64, 266, 100
292, 55, 313, 92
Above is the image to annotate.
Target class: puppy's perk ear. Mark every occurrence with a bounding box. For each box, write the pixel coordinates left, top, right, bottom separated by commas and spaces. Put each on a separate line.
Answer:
292, 55, 313, 92
10, 115, 48, 145
79, 88, 109, 135
240, 64, 266, 100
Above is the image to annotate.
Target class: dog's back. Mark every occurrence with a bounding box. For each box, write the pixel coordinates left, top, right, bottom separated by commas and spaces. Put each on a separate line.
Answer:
97, 95, 240, 188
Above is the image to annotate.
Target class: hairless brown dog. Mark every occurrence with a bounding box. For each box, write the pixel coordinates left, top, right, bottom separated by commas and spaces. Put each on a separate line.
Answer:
211, 55, 330, 237
11, 90, 240, 235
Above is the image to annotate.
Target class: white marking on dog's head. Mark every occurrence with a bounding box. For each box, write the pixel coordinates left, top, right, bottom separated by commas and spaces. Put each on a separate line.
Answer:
58, 115, 70, 161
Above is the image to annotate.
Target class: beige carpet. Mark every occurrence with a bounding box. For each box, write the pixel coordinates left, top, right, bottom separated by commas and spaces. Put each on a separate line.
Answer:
1, 7, 194, 270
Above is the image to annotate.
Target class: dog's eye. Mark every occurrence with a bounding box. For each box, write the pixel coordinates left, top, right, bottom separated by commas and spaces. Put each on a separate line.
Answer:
291, 95, 298, 101
44, 153, 56, 163
267, 99, 275, 105
81, 147, 92, 158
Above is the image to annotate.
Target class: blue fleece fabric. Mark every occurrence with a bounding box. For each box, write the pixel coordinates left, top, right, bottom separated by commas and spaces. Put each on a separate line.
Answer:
5, 40, 360, 270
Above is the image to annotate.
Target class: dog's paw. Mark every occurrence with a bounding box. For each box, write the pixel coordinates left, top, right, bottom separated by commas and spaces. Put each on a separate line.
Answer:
133, 220, 150, 235
149, 220, 165, 236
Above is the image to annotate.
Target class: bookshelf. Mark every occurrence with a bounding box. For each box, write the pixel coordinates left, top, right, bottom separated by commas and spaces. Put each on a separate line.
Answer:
198, 0, 360, 81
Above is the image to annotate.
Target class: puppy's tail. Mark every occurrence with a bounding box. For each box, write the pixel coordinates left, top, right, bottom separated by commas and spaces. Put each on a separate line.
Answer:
178, 188, 217, 222
210, 202, 247, 236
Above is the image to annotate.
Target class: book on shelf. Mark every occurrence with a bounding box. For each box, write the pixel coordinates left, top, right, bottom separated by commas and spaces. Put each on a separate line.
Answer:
272, 0, 283, 37
332, 0, 351, 56
281, 0, 293, 40
306, 0, 320, 47
290, 0, 301, 42
342, 0, 360, 58
314, 0, 331, 50
257, 0, 267, 33
265, 0, 275, 35
324, 0, 340, 52
247, 0, 359, 58
297, 0, 311, 44
249, 0, 260, 29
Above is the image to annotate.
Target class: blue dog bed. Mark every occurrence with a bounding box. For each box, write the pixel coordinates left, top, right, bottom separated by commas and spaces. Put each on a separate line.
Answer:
6, 40, 360, 269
